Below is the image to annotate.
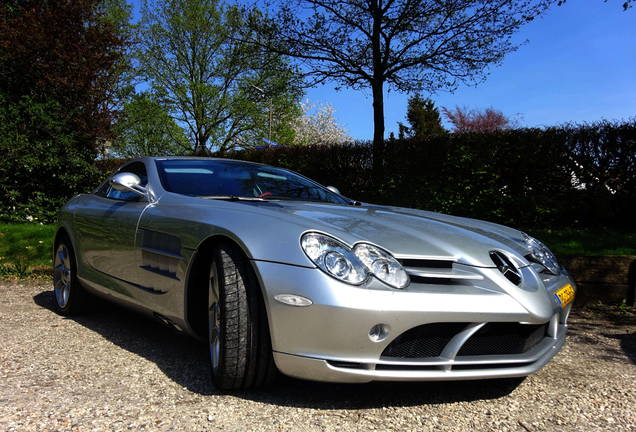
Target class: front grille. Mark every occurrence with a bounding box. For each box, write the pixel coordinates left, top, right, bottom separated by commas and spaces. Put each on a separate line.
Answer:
381, 323, 468, 358
457, 323, 547, 356
381, 322, 549, 360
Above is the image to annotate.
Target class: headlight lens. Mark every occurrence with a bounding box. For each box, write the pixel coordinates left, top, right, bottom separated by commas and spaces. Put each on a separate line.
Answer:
522, 233, 560, 274
353, 243, 409, 289
300, 233, 409, 288
300, 233, 367, 284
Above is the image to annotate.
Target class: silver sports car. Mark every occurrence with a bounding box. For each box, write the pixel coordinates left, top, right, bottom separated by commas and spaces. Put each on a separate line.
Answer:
53, 157, 576, 389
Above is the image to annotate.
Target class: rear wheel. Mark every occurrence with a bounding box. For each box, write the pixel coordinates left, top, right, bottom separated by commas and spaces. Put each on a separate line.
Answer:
53, 235, 87, 315
208, 244, 276, 390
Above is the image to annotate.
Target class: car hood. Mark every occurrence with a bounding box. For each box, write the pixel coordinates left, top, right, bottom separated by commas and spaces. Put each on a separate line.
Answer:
236, 200, 529, 268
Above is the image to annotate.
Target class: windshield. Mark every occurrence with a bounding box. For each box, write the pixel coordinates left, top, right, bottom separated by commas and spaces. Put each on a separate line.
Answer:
155, 159, 350, 205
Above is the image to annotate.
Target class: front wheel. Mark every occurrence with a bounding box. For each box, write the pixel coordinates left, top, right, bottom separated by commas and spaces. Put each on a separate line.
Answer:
208, 244, 276, 390
52, 235, 87, 315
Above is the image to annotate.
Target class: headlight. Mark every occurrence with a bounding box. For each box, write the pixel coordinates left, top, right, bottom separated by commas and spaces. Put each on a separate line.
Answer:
300, 233, 368, 284
353, 243, 409, 289
300, 233, 409, 288
522, 233, 560, 274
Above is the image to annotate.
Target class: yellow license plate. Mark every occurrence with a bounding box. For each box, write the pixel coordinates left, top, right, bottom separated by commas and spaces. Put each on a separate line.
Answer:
555, 284, 575, 308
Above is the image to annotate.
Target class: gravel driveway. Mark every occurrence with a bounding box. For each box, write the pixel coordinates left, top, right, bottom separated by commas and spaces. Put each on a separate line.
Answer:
1, 279, 634, 432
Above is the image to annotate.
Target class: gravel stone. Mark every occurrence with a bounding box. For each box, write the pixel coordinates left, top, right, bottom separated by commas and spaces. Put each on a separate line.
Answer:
1, 279, 635, 431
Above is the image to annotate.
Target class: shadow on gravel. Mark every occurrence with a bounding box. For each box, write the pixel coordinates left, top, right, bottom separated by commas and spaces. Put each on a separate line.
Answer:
603, 332, 636, 365
33, 289, 523, 409
569, 308, 636, 365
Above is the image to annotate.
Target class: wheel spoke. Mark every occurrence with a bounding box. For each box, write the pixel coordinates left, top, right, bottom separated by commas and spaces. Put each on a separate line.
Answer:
209, 302, 221, 371
54, 283, 63, 305
57, 249, 66, 266
62, 283, 70, 305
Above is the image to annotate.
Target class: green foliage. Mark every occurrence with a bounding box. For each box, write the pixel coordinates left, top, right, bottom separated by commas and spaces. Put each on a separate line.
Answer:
0, 0, 128, 145
398, 95, 445, 139
527, 228, 636, 256
0, 95, 100, 223
0, 223, 56, 277
137, 0, 303, 154
98, 0, 137, 106
233, 120, 636, 230
112, 92, 189, 157
0, 0, 128, 222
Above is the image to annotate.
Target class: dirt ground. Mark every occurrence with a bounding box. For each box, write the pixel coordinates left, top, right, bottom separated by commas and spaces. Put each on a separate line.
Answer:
1, 279, 634, 431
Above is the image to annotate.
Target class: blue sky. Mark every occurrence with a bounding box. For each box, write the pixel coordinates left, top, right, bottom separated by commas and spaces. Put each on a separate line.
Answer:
130, 1, 636, 139
305, 1, 636, 138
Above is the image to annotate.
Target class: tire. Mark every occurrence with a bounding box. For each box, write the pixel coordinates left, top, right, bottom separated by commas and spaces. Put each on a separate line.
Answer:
52, 234, 87, 315
208, 243, 276, 390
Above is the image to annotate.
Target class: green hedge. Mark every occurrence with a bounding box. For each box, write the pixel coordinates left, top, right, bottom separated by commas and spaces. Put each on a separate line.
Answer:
8, 120, 633, 229
232, 121, 635, 229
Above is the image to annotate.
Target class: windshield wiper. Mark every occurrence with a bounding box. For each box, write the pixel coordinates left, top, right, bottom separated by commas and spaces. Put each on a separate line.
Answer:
201, 194, 361, 206
262, 195, 360, 205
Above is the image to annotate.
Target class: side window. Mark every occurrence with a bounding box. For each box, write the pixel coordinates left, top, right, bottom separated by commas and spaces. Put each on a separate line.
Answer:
105, 162, 149, 202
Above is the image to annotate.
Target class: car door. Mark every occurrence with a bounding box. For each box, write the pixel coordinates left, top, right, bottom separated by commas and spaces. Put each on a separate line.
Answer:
74, 161, 152, 300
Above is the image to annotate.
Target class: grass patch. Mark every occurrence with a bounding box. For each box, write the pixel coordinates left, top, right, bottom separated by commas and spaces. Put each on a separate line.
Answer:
527, 228, 636, 256
0, 223, 56, 276
0, 223, 634, 278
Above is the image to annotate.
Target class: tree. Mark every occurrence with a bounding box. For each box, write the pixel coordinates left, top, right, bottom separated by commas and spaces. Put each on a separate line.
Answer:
0, 0, 128, 148
442, 106, 513, 133
292, 101, 350, 145
111, 93, 190, 157
0, 0, 128, 222
398, 95, 445, 139
98, 0, 138, 107
255, 0, 551, 167
138, 0, 303, 154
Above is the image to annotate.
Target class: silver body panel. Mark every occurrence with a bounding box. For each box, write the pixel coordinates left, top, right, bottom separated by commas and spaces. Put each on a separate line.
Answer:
57, 156, 575, 383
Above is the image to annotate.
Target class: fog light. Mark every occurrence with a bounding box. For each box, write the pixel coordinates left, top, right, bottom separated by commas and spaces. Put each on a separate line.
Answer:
274, 294, 312, 307
369, 324, 389, 342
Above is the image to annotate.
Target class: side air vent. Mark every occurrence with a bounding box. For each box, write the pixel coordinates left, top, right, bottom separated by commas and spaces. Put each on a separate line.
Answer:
396, 257, 483, 283
398, 258, 453, 269
490, 250, 522, 285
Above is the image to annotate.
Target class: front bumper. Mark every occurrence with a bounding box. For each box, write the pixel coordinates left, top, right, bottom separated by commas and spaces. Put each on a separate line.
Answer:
252, 260, 574, 383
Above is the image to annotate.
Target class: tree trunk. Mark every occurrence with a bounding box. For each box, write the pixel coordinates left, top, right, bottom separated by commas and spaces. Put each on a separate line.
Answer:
194, 133, 207, 156
371, 79, 385, 152
371, 79, 385, 183
370, 0, 385, 183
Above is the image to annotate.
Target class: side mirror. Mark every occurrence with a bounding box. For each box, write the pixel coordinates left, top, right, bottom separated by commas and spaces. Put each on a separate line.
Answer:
326, 186, 341, 195
110, 172, 147, 197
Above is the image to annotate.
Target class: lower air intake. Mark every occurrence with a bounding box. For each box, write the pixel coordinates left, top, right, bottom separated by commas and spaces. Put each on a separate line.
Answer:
381, 323, 469, 358
457, 322, 547, 356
